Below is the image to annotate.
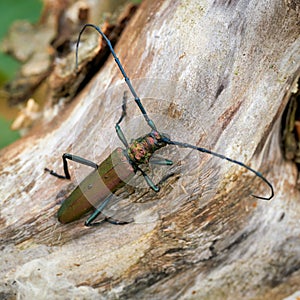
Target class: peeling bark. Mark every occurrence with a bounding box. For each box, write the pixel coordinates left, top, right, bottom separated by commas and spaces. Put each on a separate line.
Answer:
1, 0, 300, 299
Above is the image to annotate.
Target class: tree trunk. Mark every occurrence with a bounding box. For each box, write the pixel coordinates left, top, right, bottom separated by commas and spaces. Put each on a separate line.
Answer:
1, 0, 299, 299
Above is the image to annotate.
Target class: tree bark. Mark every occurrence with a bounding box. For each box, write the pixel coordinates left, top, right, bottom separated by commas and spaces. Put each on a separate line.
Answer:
1, 0, 300, 299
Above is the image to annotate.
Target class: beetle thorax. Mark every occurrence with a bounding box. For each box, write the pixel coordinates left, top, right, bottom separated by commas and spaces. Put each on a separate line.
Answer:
127, 130, 167, 164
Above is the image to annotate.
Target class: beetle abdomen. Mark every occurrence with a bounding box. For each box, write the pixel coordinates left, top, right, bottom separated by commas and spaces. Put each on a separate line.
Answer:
58, 148, 134, 223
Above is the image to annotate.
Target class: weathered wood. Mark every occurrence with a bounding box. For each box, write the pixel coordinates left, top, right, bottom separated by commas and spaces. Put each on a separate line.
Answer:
1, 0, 300, 299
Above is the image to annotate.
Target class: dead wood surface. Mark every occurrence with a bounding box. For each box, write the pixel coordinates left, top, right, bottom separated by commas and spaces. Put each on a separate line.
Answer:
0, 0, 300, 299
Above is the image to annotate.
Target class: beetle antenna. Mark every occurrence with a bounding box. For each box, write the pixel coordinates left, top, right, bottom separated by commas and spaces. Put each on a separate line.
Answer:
75, 23, 157, 131
161, 137, 274, 200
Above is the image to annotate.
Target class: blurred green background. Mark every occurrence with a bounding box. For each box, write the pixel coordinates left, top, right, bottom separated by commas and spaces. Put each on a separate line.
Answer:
0, 0, 42, 149
0, 0, 142, 149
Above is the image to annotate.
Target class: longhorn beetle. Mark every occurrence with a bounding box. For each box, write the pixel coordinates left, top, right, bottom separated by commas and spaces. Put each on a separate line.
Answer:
45, 24, 274, 226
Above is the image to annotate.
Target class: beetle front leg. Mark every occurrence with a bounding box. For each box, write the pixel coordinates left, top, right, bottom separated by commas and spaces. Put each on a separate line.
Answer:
45, 153, 98, 180
116, 91, 128, 127
115, 91, 130, 148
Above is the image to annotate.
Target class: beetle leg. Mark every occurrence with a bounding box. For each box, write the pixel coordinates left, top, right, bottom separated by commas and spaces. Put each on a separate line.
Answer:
115, 124, 129, 148
105, 216, 133, 225
150, 157, 173, 166
85, 194, 114, 226
116, 91, 128, 126
45, 153, 98, 180
136, 165, 160, 192
115, 92, 130, 148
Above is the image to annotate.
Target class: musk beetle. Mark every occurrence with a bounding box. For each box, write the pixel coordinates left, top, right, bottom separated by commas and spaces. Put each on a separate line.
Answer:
45, 24, 274, 226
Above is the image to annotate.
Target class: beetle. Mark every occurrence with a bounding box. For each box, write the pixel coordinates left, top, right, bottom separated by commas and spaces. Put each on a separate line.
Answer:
45, 24, 274, 226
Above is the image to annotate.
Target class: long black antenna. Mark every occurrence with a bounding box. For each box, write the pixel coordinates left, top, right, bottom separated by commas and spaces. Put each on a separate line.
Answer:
162, 137, 274, 200
75, 23, 156, 131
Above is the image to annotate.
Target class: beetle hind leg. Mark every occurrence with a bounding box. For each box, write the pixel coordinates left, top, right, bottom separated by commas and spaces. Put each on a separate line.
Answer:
84, 194, 133, 226
84, 217, 106, 227
105, 216, 134, 225
85, 213, 133, 227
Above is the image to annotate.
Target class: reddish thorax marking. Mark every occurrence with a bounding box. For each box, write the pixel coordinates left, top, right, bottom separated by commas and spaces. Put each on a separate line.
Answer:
127, 130, 166, 164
